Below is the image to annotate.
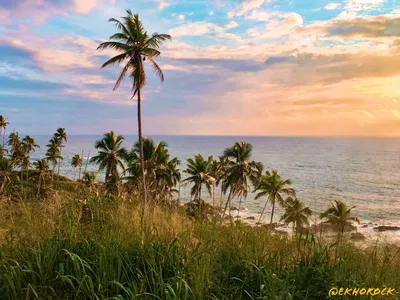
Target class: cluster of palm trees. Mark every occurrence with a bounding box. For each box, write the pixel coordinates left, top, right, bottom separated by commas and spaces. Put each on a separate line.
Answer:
88, 132, 180, 200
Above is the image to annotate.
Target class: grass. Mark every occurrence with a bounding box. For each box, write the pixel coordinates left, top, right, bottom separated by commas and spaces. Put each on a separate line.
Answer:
0, 178, 399, 299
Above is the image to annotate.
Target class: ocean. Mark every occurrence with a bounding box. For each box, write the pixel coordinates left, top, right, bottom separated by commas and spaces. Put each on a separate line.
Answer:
28, 135, 400, 242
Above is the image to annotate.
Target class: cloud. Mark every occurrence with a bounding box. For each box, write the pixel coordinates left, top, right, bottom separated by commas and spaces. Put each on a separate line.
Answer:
325, 3, 341, 10
177, 14, 185, 21
227, 0, 274, 18
247, 12, 303, 39
392, 110, 400, 118
345, 0, 386, 13
72, 0, 97, 14
0, 0, 103, 24
209, 10, 214, 16
155, 0, 170, 10
169, 22, 241, 40
226, 21, 239, 29
326, 15, 400, 38
361, 110, 375, 119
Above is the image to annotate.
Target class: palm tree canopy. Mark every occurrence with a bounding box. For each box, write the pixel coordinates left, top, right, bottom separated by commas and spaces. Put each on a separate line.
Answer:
0, 115, 9, 129
71, 154, 83, 168
183, 154, 215, 199
22, 136, 39, 153
254, 169, 296, 205
91, 131, 128, 182
97, 10, 171, 96
320, 200, 360, 228
33, 159, 49, 172
55, 128, 67, 144
222, 142, 263, 198
280, 197, 312, 230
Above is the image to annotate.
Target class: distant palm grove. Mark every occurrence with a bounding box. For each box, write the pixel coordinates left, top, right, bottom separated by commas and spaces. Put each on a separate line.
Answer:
0, 11, 398, 300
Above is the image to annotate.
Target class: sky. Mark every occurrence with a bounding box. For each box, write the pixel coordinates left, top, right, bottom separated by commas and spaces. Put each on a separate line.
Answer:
0, 0, 399, 136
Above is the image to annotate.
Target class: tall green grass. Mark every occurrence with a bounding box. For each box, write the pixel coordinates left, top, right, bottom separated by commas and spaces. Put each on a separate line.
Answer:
0, 183, 399, 299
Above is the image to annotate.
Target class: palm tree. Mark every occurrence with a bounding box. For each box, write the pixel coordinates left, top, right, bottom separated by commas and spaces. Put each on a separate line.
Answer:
222, 142, 263, 218
280, 197, 312, 234
320, 200, 360, 237
7, 131, 20, 157
22, 136, 39, 180
0, 115, 9, 147
97, 10, 171, 209
55, 128, 67, 176
7, 132, 24, 168
71, 154, 83, 181
0, 157, 13, 193
90, 131, 128, 184
33, 159, 50, 198
183, 154, 215, 201
254, 169, 296, 226
126, 137, 180, 201
46, 138, 62, 172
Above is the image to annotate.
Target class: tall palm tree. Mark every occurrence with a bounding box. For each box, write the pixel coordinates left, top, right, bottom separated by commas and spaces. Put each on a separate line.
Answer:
183, 154, 215, 201
71, 154, 83, 181
254, 169, 296, 225
90, 131, 128, 184
222, 142, 263, 218
97, 10, 171, 208
33, 159, 50, 198
0, 157, 13, 193
0, 115, 9, 147
320, 200, 360, 237
280, 197, 312, 234
55, 128, 67, 176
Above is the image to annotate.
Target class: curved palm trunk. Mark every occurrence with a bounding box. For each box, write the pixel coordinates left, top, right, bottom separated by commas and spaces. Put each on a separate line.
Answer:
258, 197, 270, 225
138, 88, 148, 232
222, 189, 233, 221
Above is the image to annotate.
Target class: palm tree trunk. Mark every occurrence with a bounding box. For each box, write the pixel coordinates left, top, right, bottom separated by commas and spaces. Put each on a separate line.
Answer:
212, 183, 215, 207
258, 197, 270, 225
84, 150, 90, 174
220, 186, 223, 211
73, 168, 77, 181
78, 150, 84, 180
270, 196, 276, 225
2, 127, 6, 148
138, 88, 148, 233
222, 189, 233, 219
237, 196, 242, 217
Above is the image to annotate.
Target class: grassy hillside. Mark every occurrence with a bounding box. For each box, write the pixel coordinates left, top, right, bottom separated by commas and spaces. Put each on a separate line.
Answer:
0, 177, 399, 299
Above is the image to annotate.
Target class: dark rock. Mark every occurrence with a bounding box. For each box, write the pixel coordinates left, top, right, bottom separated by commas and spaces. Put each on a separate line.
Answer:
246, 216, 255, 220
373, 226, 400, 232
350, 232, 366, 241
